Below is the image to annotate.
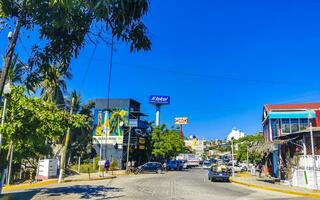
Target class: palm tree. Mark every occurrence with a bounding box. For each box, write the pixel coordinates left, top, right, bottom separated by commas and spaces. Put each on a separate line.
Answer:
110, 108, 128, 136
2, 54, 26, 85
66, 90, 81, 113
39, 64, 72, 106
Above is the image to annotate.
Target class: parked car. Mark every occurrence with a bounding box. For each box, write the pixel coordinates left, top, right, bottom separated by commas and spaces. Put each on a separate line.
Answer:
180, 160, 188, 169
208, 165, 230, 182
202, 160, 212, 169
167, 160, 184, 171
136, 162, 163, 174
226, 163, 244, 173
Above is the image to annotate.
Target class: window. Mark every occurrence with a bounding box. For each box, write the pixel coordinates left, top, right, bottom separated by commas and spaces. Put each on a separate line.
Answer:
291, 119, 299, 133
281, 119, 290, 134
300, 118, 308, 131
271, 119, 280, 137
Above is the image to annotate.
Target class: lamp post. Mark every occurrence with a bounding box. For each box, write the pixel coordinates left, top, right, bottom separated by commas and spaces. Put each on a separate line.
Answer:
0, 83, 11, 192
308, 112, 318, 190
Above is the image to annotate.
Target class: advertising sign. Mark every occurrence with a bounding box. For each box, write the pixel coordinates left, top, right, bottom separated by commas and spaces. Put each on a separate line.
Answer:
92, 109, 127, 145
149, 95, 170, 104
128, 119, 138, 127
175, 117, 188, 125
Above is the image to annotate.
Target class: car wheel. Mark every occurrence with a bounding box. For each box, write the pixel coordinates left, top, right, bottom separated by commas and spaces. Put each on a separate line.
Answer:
157, 169, 162, 174
211, 178, 214, 182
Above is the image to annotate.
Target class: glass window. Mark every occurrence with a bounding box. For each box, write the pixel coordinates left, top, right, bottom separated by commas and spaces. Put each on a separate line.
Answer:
291, 119, 299, 133
281, 119, 290, 134
271, 119, 280, 137
300, 118, 308, 131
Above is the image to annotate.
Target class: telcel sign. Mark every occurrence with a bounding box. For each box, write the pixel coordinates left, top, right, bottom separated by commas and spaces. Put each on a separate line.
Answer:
175, 117, 188, 125
149, 95, 170, 105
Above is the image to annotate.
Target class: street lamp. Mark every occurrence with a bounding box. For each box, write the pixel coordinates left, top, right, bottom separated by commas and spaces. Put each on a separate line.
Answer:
0, 82, 11, 193
0, 82, 11, 152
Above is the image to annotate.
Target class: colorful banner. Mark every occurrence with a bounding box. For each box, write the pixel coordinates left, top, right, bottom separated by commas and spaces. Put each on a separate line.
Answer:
92, 109, 128, 144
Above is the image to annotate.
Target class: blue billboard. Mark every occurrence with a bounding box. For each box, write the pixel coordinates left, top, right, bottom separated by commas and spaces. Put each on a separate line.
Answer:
149, 95, 170, 104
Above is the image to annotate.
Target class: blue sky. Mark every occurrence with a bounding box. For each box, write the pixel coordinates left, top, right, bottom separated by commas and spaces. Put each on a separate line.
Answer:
2, 0, 320, 140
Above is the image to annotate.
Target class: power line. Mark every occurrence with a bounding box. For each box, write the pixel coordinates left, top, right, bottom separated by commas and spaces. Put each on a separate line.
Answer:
112, 62, 317, 86
106, 37, 114, 110
80, 44, 98, 90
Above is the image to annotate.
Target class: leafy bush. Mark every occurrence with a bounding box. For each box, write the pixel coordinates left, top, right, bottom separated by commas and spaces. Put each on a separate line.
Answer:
110, 160, 118, 170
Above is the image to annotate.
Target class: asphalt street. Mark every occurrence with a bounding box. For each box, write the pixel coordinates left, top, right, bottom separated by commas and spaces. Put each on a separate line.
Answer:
0, 168, 315, 200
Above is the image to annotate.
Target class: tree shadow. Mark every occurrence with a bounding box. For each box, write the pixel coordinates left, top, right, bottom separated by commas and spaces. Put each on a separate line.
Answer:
0, 185, 124, 200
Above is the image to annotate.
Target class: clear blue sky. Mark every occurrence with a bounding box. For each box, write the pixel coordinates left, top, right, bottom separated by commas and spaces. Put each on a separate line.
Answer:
2, 0, 320, 140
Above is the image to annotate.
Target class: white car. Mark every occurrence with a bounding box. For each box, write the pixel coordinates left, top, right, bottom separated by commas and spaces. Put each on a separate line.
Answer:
202, 160, 212, 169
227, 163, 243, 172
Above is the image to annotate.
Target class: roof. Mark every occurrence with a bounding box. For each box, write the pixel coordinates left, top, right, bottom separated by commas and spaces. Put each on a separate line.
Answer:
264, 103, 320, 112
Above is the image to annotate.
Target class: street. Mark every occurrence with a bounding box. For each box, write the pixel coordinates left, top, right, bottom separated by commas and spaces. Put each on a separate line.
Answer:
1, 168, 314, 200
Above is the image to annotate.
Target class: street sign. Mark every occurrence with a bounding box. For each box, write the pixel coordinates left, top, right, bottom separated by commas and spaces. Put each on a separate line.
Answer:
98, 160, 106, 166
128, 119, 138, 127
149, 95, 170, 105
175, 117, 188, 125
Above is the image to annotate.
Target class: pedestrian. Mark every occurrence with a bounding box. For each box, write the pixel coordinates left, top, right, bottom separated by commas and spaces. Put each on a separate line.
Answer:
258, 162, 263, 177
104, 160, 110, 174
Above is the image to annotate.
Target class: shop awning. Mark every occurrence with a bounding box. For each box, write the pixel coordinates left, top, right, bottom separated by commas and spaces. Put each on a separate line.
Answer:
269, 111, 315, 119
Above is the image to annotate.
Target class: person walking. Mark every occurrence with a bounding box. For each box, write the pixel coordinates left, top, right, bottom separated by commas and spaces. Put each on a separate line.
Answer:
104, 160, 110, 176
258, 162, 263, 177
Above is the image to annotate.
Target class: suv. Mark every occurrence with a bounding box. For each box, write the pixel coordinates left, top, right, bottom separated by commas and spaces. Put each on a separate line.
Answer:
167, 160, 183, 171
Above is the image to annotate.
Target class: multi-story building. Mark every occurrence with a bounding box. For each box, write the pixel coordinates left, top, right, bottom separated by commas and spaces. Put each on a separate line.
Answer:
92, 98, 150, 169
262, 103, 320, 183
185, 136, 206, 157
226, 128, 245, 142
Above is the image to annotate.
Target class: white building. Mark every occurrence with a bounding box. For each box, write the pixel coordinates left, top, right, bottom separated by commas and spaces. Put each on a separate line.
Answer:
184, 136, 206, 156
226, 128, 245, 141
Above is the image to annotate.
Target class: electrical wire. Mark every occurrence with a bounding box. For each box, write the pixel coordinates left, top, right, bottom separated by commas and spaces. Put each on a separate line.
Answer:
112, 62, 317, 86
106, 37, 114, 110
80, 44, 98, 91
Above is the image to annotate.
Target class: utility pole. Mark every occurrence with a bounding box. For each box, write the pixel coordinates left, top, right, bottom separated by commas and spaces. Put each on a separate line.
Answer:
310, 122, 318, 190
308, 112, 318, 190
0, 97, 8, 153
6, 142, 13, 185
0, 22, 20, 96
58, 97, 74, 184
126, 126, 132, 171
246, 145, 249, 172
231, 137, 235, 177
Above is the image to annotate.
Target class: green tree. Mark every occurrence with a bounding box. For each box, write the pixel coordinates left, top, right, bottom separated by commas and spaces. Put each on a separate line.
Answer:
7, 54, 26, 85
0, 0, 151, 69
234, 133, 264, 163
38, 64, 72, 106
151, 125, 185, 160
0, 86, 86, 174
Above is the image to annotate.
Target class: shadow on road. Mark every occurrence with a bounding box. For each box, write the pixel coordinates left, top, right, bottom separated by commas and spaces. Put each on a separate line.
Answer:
0, 185, 124, 200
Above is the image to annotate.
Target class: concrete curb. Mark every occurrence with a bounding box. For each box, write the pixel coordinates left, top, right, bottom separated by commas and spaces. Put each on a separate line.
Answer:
2, 176, 116, 192
230, 177, 320, 199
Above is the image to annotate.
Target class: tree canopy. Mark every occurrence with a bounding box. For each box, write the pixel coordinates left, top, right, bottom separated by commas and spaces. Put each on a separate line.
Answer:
151, 125, 185, 160
0, 86, 87, 168
0, 0, 151, 69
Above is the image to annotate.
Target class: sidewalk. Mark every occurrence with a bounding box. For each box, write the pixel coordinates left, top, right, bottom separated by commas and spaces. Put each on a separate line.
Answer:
1, 171, 124, 193
230, 172, 320, 198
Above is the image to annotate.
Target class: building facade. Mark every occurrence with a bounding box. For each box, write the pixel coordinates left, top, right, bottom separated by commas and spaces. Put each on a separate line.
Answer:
92, 98, 150, 169
226, 128, 245, 142
262, 103, 320, 179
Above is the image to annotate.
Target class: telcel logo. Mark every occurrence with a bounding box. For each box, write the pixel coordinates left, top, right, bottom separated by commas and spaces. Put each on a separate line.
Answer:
149, 95, 170, 104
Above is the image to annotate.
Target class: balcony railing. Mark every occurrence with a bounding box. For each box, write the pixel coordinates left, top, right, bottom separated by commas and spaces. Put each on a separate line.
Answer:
298, 155, 320, 170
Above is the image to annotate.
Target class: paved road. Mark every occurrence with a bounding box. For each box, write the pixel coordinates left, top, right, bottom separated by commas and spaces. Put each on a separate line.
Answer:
0, 168, 314, 200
